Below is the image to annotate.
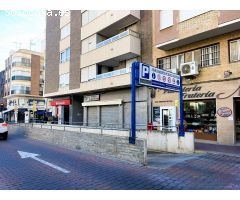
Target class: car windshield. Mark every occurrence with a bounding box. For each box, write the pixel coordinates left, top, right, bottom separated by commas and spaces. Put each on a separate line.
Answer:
0, 118, 4, 123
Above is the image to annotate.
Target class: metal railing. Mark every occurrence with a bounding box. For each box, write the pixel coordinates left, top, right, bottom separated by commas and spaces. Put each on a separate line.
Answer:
9, 120, 179, 134
12, 62, 31, 67
96, 29, 140, 49
96, 67, 131, 80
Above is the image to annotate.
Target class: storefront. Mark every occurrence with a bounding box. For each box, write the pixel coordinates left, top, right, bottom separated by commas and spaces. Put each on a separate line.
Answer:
184, 99, 217, 141
50, 99, 71, 124
5, 96, 49, 123
82, 87, 149, 129
234, 98, 240, 142
153, 79, 240, 145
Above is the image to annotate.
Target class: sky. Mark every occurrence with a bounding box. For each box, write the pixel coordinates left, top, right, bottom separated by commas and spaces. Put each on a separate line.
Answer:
0, 10, 45, 71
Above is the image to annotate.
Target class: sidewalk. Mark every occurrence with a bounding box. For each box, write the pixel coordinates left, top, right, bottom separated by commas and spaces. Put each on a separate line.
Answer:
195, 142, 240, 157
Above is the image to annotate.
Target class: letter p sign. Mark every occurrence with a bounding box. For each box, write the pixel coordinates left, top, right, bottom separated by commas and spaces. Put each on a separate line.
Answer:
141, 64, 150, 79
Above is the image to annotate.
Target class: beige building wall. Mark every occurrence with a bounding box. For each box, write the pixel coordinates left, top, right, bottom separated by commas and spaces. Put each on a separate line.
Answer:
152, 11, 240, 145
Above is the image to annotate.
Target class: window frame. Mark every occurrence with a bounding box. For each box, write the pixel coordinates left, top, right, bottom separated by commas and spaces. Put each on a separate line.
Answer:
157, 54, 184, 70
60, 23, 70, 40
156, 43, 220, 70
60, 47, 71, 63
229, 38, 240, 63
59, 73, 70, 88
160, 10, 174, 30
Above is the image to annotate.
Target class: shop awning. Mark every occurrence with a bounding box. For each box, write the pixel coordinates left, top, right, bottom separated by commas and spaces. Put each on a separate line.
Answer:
2, 108, 14, 114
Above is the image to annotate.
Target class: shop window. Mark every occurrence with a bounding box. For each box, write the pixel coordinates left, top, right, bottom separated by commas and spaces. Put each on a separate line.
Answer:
184, 99, 217, 140
229, 39, 240, 62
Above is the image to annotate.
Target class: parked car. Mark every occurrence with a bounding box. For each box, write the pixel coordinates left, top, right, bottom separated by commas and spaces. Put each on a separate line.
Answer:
0, 118, 8, 140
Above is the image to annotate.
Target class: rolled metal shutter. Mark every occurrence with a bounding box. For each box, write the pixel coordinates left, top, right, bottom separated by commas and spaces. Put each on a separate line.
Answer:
87, 106, 98, 127
101, 105, 119, 128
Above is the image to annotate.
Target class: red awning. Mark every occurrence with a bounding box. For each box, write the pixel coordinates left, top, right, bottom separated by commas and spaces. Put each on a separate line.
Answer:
50, 99, 71, 106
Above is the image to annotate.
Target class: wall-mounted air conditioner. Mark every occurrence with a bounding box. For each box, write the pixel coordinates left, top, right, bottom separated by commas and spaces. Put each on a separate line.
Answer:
180, 61, 199, 76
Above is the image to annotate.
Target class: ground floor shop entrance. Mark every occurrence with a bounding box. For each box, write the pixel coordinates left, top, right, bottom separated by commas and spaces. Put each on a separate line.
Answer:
234, 98, 240, 142
184, 99, 217, 141
153, 79, 240, 145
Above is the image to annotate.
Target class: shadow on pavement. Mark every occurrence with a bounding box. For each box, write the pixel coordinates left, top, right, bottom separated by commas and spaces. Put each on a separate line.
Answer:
147, 151, 202, 169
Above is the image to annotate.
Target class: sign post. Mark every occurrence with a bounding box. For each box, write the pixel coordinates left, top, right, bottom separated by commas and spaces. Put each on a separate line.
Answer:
130, 62, 184, 144
129, 62, 138, 144
179, 76, 185, 136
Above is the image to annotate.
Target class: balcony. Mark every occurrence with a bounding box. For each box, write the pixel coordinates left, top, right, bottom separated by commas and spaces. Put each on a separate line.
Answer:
80, 68, 131, 93
12, 62, 31, 67
96, 67, 131, 80
81, 10, 140, 40
81, 30, 141, 68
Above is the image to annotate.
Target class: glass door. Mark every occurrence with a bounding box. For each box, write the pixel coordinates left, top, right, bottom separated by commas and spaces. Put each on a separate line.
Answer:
235, 99, 240, 142
160, 106, 177, 131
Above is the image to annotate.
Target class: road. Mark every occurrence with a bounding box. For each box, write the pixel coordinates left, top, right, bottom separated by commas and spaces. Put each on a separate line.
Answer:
0, 131, 240, 189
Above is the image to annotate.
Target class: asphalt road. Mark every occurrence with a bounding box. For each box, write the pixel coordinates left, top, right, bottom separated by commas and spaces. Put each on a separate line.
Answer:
0, 131, 240, 190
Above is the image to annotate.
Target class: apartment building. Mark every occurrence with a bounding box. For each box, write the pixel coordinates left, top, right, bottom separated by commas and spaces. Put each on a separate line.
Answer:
45, 10, 152, 127
3, 49, 49, 122
0, 70, 6, 112
152, 10, 240, 145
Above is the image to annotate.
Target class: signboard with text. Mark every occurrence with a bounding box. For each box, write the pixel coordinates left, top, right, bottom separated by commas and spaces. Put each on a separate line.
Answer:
130, 62, 184, 144
138, 63, 180, 92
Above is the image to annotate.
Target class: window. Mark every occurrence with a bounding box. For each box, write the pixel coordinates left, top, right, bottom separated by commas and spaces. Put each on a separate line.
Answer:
60, 48, 71, 63
230, 39, 240, 62
201, 44, 220, 67
157, 57, 170, 69
184, 99, 217, 139
61, 24, 70, 40
59, 73, 69, 87
12, 57, 31, 67
184, 49, 201, 66
82, 10, 106, 26
81, 35, 97, 54
157, 44, 220, 70
11, 85, 30, 95
66, 48, 71, 60
157, 54, 184, 70
160, 10, 173, 30
179, 10, 209, 22
81, 65, 96, 82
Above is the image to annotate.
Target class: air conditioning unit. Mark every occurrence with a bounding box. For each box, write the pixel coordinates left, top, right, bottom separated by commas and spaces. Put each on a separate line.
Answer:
166, 68, 178, 74
180, 61, 199, 76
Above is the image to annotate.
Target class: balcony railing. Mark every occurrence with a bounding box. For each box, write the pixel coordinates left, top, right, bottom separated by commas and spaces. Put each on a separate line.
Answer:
96, 67, 131, 80
96, 30, 140, 49
12, 62, 31, 67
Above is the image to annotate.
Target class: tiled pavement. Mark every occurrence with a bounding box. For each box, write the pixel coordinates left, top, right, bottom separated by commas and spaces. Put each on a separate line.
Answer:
195, 142, 240, 156
0, 132, 240, 190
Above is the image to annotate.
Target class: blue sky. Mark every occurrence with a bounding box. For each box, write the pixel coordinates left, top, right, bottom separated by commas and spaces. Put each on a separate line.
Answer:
0, 10, 45, 70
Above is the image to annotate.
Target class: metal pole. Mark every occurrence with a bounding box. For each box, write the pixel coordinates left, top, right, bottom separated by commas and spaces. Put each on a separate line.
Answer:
130, 62, 136, 144
179, 76, 185, 137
